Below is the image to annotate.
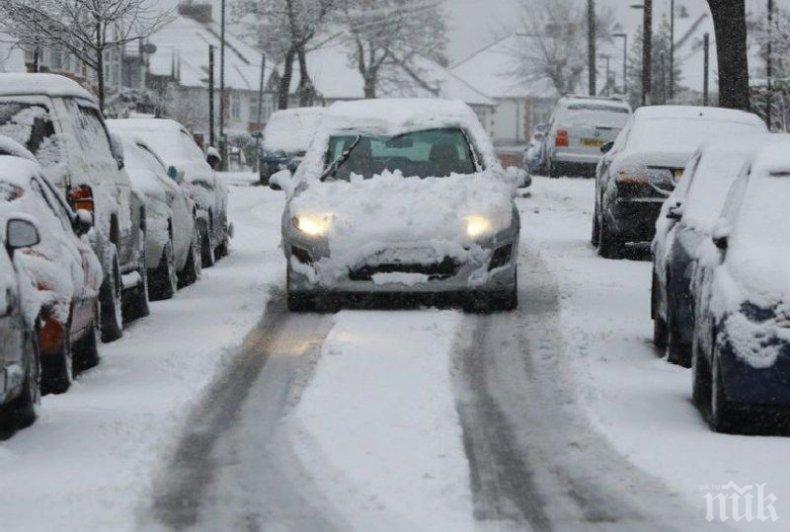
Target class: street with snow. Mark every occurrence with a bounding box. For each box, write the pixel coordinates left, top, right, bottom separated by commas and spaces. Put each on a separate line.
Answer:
0, 174, 784, 530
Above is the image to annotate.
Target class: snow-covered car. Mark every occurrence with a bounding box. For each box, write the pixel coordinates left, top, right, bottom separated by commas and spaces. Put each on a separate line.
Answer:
271, 99, 523, 312
545, 96, 631, 177
651, 135, 776, 368
593, 106, 767, 259
0, 151, 103, 394
0, 214, 42, 430
106, 125, 202, 299
106, 118, 231, 267
259, 107, 324, 184
691, 139, 790, 433
0, 73, 148, 342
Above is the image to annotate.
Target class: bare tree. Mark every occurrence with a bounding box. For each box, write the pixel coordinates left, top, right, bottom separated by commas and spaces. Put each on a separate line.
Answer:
232, 0, 335, 109
338, 0, 447, 99
0, 0, 169, 109
707, 0, 750, 110
511, 0, 614, 96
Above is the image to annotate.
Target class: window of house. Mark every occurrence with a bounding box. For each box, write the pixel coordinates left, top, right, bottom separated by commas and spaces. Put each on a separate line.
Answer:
231, 94, 242, 121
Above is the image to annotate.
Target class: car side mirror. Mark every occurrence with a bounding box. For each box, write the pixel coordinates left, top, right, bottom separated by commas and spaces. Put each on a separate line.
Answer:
601, 141, 614, 154
73, 209, 93, 236
206, 146, 221, 170
109, 133, 125, 170
666, 203, 683, 220
6, 217, 40, 253
167, 165, 183, 183
506, 166, 530, 189
712, 220, 730, 250
269, 169, 292, 192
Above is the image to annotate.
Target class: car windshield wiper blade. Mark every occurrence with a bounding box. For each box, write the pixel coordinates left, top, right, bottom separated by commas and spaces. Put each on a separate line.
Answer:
320, 135, 361, 182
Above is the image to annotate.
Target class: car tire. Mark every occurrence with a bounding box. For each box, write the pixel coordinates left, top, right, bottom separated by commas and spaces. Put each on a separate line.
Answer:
100, 244, 124, 343
692, 337, 711, 409
8, 331, 40, 429
124, 228, 150, 322
598, 218, 623, 259
288, 291, 316, 312
149, 240, 178, 301
41, 322, 73, 395
200, 222, 215, 268
651, 274, 668, 349
709, 341, 739, 433
666, 312, 692, 368
178, 226, 203, 287
73, 311, 100, 374
591, 210, 600, 247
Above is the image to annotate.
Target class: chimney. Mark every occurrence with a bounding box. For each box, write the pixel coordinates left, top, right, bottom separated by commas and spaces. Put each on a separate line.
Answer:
178, 2, 213, 24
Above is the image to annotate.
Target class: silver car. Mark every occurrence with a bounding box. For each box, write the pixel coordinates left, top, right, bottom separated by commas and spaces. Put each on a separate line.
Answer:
270, 99, 523, 312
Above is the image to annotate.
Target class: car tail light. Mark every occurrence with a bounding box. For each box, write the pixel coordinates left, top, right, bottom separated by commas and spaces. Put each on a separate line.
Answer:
555, 130, 569, 147
39, 314, 66, 356
68, 184, 94, 213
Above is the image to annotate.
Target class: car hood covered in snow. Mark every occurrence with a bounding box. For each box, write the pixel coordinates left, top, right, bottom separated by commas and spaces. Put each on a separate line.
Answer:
289, 171, 515, 269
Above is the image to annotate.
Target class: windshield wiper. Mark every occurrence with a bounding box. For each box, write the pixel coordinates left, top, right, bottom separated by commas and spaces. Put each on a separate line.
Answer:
320, 135, 361, 182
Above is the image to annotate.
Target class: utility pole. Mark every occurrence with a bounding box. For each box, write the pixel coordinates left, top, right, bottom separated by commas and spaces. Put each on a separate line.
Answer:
767, 0, 774, 130
669, 0, 675, 100
599, 54, 611, 95
703, 33, 710, 106
208, 45, 215, 147
256, 52, 266, 176
642, 0, 652, 106
588, 0, 597, 96
219, 0, 227, 170
613, 33, 628, 95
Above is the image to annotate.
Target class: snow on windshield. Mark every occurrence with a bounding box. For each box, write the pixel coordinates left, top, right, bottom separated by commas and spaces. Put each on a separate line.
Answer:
325, 128, 477, 180
263, 108, 324, 154
0, 103, 64, 168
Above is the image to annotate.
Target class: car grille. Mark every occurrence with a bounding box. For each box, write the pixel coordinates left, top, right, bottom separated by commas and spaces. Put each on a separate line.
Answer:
349, 256, 460, 281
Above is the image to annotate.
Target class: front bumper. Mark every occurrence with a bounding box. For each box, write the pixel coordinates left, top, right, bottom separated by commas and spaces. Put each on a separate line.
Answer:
720, 339, 790, 407
605, 197, 664, 243
287, 239, 518, 296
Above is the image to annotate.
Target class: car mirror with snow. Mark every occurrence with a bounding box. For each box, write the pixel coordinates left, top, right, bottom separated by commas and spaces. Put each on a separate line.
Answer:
6, 217, 40, 252
206, 146, 222, 170
600, 141, 614, 154
167, 166, 183, 183
666, 203, 683, 221
505, 166, 530, 189
269, 169, 292, 192
74, 209, 93, 236
712, 219, 731, 250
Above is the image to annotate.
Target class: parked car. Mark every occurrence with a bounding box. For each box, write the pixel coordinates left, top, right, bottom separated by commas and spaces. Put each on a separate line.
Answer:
0, 150, 103, 394
105, 119, 230, 267
691, 139, 790, 433
259, 107, 324, 184
0, 213, 42, 430
652, 135, 775, 367
106, 125, 202, 299
544, 96, 631, 177
0, 73, 148, 342
593, 106, 767, 259
271, 99, 524, 313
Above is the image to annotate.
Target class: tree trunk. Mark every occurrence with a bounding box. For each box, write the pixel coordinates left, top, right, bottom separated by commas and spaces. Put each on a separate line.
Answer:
707, 0, 750, 110
364, 75, 377, 98
278, 47, 295, 110
96, 22, 105, 110
297, 47, 314, 106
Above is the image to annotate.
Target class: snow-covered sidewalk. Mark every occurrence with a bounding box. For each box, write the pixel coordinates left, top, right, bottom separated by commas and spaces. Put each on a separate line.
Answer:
523, 176, 790, 528
0, 176, 284, 531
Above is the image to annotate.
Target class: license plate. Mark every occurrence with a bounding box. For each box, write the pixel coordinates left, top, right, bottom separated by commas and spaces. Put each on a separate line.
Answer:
581, 138, 605, 148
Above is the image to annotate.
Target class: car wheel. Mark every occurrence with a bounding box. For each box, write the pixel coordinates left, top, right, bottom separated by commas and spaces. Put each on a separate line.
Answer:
41, 322, 73, 395
200, 222, 216, 268
8, 331, 40, 429
100, 244, 124, 343
73, 309, 100, 374
124, 228, 150, 322
692, 336, 711, 410
651, 274, 668, 349
591, 209, 600, 247
598, 218, 622, 259
287, 291, 317, 312
666, 311, 692, 368
709, 342, 739, 433
150, 240, 178, 301
179, 226, 203, 287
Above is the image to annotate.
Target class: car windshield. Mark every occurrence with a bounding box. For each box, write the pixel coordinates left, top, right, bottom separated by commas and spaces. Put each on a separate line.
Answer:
324, 128, 477, 181
0, 102, 63, 168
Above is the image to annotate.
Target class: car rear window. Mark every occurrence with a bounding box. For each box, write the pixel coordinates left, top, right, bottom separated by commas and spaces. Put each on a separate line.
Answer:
559, 104, 630, 128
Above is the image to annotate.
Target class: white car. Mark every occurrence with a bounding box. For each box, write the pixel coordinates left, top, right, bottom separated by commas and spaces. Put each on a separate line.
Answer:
259, 107, 324, 183
107, 126, 202, 300
271, 99, 524, 312
106, 118, 231, 267
545, 96, 631, 177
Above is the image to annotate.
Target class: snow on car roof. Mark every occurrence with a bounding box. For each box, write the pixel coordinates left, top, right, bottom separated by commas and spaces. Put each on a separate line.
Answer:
263, 107, 325, 153
634, 105, 765, 126
0, 155, 39, 186
107, 117, 183, 134
0, 73, 96, 102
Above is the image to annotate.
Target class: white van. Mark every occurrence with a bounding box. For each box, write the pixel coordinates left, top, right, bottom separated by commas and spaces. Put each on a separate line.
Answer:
0, 73, 148, 342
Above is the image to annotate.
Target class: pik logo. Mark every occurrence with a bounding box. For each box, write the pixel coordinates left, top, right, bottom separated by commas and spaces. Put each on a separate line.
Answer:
702, 481, 779, 523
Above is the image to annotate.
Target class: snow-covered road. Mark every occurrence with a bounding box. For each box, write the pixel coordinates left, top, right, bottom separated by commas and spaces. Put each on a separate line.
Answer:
1, 175, 788, 530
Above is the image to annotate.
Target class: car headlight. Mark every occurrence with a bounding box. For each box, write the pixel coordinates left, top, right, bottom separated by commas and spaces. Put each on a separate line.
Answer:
292, 214, 330, 237
465, 215, 493, 239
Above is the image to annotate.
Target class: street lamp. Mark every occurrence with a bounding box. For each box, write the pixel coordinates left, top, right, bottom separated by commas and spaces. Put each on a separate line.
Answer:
612, 32, 628, 95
